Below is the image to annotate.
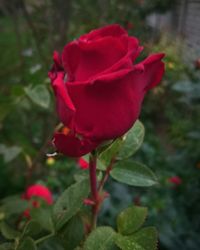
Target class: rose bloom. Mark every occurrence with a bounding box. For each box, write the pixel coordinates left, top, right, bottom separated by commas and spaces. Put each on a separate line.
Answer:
22, 184, 53, 217
49, 24, 165, 157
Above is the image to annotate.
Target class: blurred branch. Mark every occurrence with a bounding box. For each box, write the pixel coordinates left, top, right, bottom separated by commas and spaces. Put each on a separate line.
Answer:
25, 118, 59, 186
51, 0, 72, 49
0, 1, 24, 74
98, 0, 108, 24
19, 0, 48, 68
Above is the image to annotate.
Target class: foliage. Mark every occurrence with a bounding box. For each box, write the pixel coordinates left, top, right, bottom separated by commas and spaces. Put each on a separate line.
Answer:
0, 120, 159, 249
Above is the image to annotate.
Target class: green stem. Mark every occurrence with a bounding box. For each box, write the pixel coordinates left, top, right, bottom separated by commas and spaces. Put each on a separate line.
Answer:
35, 232, 54, 245
88, 154, 116, 231
89, 153, 98, 230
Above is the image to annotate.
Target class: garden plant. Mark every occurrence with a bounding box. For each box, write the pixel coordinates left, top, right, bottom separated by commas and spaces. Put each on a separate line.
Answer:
0, 24, 165, 250
1, 1, 200, 250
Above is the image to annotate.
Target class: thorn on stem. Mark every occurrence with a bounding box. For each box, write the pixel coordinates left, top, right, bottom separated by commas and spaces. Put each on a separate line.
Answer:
83, 198, 95, 206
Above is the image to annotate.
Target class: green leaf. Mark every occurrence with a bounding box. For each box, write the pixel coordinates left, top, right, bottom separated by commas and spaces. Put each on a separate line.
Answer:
118, 120, 145, 159
58, 216, 84, 250
30, 207, 54, 232
117, 206, 148, 235
53, 179, 90, 230
22, 220, 42, 238
74, 171, 89, 182
99, 138, 123, 169
17, 237, 36, 250
84, 226, 118, 250
115, 227, 158, 250
0, 103, 12, 122
0, 243, 13, 250
1, 196, 28, 215
0, 221, 20, 240
0, 144, 22, 163
110, 160, 157, 187
24, 85, 50, 109
37, 238, 64, 250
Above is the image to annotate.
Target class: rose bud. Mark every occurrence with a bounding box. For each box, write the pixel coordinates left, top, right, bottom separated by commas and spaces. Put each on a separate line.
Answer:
49, 24, 165, 157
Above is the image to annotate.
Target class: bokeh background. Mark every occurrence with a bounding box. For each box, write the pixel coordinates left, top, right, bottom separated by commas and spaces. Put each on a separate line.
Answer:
0, 0, 200, 249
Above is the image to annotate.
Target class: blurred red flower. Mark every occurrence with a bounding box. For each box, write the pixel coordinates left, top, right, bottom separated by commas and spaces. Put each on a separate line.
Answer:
78, 157, 89, 170
22, 184, 53, 218
168, 176, 182, 186
194, 58, 200, 69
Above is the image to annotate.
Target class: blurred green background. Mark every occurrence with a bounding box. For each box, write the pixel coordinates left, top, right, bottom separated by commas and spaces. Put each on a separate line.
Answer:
0, 0, 200, 249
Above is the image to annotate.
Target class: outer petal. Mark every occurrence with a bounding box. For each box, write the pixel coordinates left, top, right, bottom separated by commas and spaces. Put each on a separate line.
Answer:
79, 24, 127, 42
66, 53, 165, 141
98, 37, 143, 76
62, 36, 127, 82
53, 132, 100, 157
61, 42, 80, 82
48, 51, 63, 82
62, 36, 142, 83
50, 71, 75, 128
142, 53, 165, 90
66, 70, 140, 140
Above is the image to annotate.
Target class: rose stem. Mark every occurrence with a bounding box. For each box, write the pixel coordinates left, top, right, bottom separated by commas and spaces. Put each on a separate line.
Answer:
89, 153, 98, 230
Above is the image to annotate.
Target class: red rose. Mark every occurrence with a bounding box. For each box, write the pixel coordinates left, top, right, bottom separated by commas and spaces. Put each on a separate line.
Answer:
22, 184, 53, 217
49, 24, 165, 157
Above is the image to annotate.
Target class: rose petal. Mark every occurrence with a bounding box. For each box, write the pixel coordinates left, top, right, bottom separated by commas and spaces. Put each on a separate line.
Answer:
61, 42, 80, 82
48, 51, 63, 82
67, 71, 140, 140
97, 37, 143, 76
66, 53, 164, 141
50, 71, 76, 128
62, 36, 127, 82
142, 53, 165, 90
79, 24, 127, 42
49, 51, 76, 127
54, 132, 100, 157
